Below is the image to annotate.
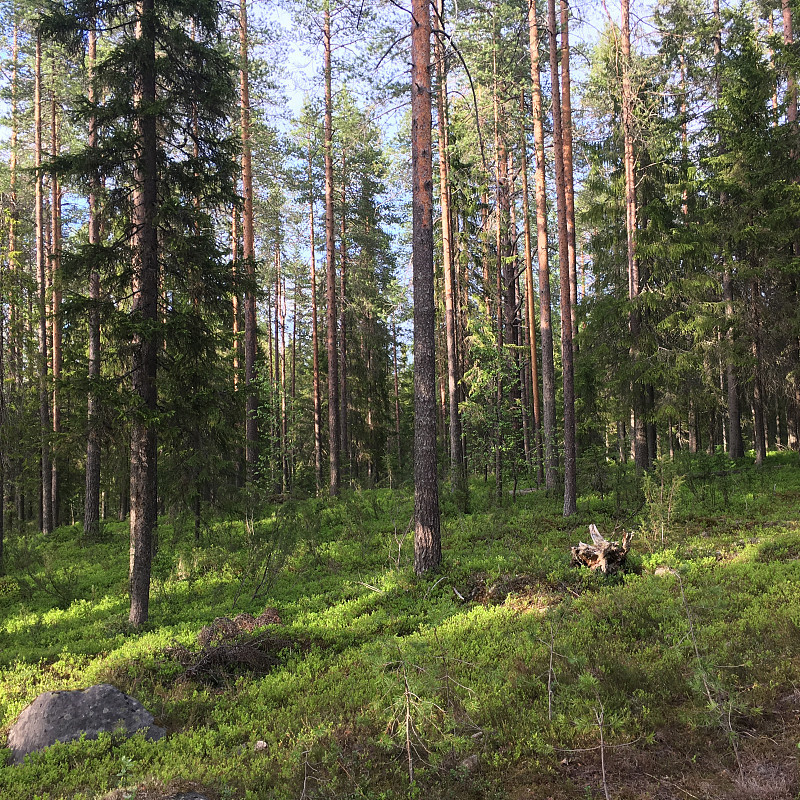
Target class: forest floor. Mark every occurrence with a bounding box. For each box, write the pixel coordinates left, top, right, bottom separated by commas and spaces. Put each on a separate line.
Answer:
1, 452, 800, 799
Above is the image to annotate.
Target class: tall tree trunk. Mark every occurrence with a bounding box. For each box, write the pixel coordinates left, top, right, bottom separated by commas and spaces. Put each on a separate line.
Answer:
339, 157, 349, 482
50, 78, 62, 528
621, 0, 648, 472
492, 36, 505, 501
324, 1, 340, 496
547, 0, 577, 515
712, 0, 743, 459
85, 22, 102, 535
560, 0, 578, 356
9, 20, 20, 532
393, 318, 402, 475
0, 197, 5, 572
723, 272, 743, 457
240, 0, 258, 480
129, 0, 159, 627
784, 0, 797, 124
274, 250, 282, 491
35, 34, 53, 535
434, 0, 466, 500
519, 92, 544, 486
527, 2, 558, 490
751, 278, 766, 465
308, 141, 323, 493
411, 0, 441, 574
281, 271, 289, 491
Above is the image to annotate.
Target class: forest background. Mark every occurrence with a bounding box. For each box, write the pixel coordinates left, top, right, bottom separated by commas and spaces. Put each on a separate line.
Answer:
2, 0, 800, 797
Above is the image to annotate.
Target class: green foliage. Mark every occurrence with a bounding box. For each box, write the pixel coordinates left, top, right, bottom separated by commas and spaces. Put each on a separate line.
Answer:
0, 456, 799, 797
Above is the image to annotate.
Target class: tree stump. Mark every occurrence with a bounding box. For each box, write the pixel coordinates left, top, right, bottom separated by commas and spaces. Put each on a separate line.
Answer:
570, 524, 632, 575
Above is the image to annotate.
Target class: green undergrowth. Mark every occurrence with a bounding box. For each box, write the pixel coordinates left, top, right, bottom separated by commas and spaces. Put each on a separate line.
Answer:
1, 453, 800, 799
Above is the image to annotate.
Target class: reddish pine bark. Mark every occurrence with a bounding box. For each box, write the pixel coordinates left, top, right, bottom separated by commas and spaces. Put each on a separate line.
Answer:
411, 0, 441, 574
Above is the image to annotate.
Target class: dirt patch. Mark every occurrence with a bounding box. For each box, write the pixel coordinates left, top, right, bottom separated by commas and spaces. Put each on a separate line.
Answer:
504, 693, 800, 800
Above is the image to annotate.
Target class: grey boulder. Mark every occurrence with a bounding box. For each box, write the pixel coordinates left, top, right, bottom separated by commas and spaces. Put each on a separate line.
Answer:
7, 683, 165, 764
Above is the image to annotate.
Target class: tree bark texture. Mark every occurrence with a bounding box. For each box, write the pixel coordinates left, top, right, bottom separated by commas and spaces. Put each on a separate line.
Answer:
621, 0, 648, 473
519, 93, 544, 486
547, 0, 577, 515
527, 2, 558, 490
129, 0, 159, 627
324, 2, 340, 496
308, 142, 323, 493
560, 0, 578, 355
339, 157, 349, 480
84, 24, 102, 536
50, 81, 62, 527
35, 34, 53, 535
411, 0, 441, 574
723, 271, 744, 458
240, 0, 258, 480
434, 0, 466, 499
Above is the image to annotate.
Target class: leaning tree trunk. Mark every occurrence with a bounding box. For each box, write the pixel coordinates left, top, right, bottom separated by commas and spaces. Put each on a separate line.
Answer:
411, 0, 441, 574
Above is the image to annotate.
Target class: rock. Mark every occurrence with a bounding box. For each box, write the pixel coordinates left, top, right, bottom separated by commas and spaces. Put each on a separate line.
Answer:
171, 794, 210, 800
7, 683, 165, 764
254, 740, 268, 751
460, 754, 479, 772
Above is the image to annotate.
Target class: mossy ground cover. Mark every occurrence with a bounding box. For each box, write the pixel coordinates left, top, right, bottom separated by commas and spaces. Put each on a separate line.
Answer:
1, 453, 799, 799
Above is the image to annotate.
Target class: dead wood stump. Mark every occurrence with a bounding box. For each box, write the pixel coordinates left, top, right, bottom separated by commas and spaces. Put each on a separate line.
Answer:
570, 524, 632, 575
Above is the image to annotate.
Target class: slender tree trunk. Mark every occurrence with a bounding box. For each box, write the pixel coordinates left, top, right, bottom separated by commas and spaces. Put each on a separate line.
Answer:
291, 276, 297, 486
547, 0, 577, 515
784, 0, 797, 124
324, 2, 340, 496
519, 93, 544, 486
0, 203, 5, 572
232, 206, 240, 391
240, 0, 258, 480
411, 0, 441, 574
9, 19, 19, 402
527, 2, 558, 490
723, 272, 743, 457
560, 0, 578, 356
50, 79, 62, 528
751, 279, 766, 465
129, 0, 159, 627
281, 271, 289, 491
274, 251, 282, 491
339, 156, 349, 482
621, 0, 648, 473
35, 35, 53, 535
85, 22, 102, 535
308, 141, 323, 493
492, 36, 506, 502
393, 318, 402, 474
434, 0, 466, 500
